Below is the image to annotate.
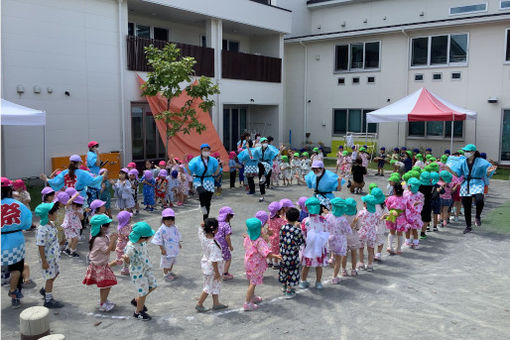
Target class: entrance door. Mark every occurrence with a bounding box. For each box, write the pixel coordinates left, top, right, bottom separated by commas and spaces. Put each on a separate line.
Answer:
501, 110, 510, 162
223, 106, 247, 151
131, 103, 166, 162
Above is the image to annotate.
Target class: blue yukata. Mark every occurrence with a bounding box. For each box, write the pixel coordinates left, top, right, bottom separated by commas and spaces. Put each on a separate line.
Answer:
447, 156, 491, 196
253, 145, 279, 175
47, 169, 103, 202
142, 177, 156, 206
1, 198, 32, 266
305, 169, 340, 209
237, 148, 259, 175
86, 151, 100, 175
188, 156, 219, 193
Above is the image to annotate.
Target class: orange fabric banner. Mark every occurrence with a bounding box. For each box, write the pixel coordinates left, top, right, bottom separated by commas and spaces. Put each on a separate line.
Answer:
137, 75, 229, 170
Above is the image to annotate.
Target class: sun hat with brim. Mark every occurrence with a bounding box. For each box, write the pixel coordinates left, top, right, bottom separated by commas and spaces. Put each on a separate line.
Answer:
361, 194, 377, 213
420, 171, 431, 186
412, 166, 422, 174
117, 211, 132, 230
268, 201, 283, 218
255, 211, 269, 226
69, 154, 82, 163
246, 217, 262, 241
330, 197, 346, 217
426, 154, 433, 160
41, 187, 55, 201
427, 162, 440, 173
401, 147, 407, 151
388, 174, 400, 183
158, 161, 166, 167
457, 149, 465, 155
65, 187, 77, 197
371, 188, 386, 205
1, 177, 12, 187
359, 147, 367, 152
380, 147, 386, 150
304, 197, 321, 215
129, 169, 139, 176
260, 137, 268, 143
159, 169, 168, 178
440, 170, 452, 184
302, 152, 309, 157
426, 148, 432, 152
200, 144, 211, 150
90, 214, 112, 237
430, 172, 440, 186
160, 208, 175, 218
143, 170, 153, 180
413, 148, 420, 153
402, 172, 412, 183
409, 170, 421, 179
407, 177, 421, 193
129, 222, 155, 243
88, 141, 99, 148
462, 144, 476, 152
35, 203, 55, 226
218, 206, 234, 222
311, 160, 324, 168
296, 196, 308, 211
120, 168, 129, 174
368, 183, 378, 193
56, 192, 70, 204
13, 180, 26, 190
73, 195, 85, 205
429, 157, 437, 162
390, 159, 397, 165
128, 162, 136, 168
90, 199, 106, 211
294, 152, 300, 157
393, 147, 399, 152
441, 155, 448, 164
344, 198, 357, 216
280, 199, 294, 208
406, 150, 413, 158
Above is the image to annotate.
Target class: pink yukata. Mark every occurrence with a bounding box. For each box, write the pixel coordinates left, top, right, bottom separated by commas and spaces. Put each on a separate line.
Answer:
341, 157, 352, 178
116, 224, 132, 264
404, 190, 424, 230
243, 236, 271, 285
375, 204, 388, 246
357, 209, 381, 248
62, 206, 82, 239
326, 214, 352, 256
336, 152, 344, 166
344, 214, 361, 250
385, 196, 408, 232
360, 152, 369, 168
300, 215, 329, 267
268, 216, 286, 255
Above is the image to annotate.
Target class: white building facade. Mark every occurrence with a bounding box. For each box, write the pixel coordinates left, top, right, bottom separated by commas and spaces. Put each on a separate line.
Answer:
1, 0, 291, 177
283, 0, 510, 163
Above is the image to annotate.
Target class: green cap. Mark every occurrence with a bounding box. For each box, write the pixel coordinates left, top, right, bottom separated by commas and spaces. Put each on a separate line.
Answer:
344, 198, 357, 216
246, 217, 262, 241
330, 197, 346, 217
430, 171, 440, 185
406, 150, 413, 158
388, 174, 400, 183
371, 187, 386, 205
129, 221, 155, 243
313, 147, 319, 152
361, 194, 377, 213
368, 183, 378, 192
407, 177, 421, 194
428, 162, 440, 173
462, 144, 476, 152
402, 172, 412, 183
294, 152, 300, 157
409, 170, 421, 179
90, 214, 113, 237
390, 159, 397, 165
415, 153, 423, 160
281, 155, 289, 162
429, 157, 437, 162
457, 149, 465, 155
440, 170, 452, 184
260, 137, 268, 143
412, 166, 422, 174
441, 154, 448, 163
302, 152, 309, 157
35, 203, 55, 226
305, 197, 321, 215
342, 151, 348, 156
359, 147, 366, 152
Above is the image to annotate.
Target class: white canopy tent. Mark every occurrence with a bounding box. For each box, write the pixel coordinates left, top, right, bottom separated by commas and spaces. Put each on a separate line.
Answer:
1, 99, 47, 174
366, 88, 477, 151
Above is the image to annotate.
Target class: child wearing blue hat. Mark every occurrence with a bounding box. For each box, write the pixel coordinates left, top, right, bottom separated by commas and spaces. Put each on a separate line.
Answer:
123, 221, 157, 320
375, 147, 387, 176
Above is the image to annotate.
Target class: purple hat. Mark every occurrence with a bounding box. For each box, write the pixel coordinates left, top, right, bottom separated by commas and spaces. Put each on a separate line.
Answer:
41, 186, 55, 201
162, 208, 175, 218
159, 169, 168, 177
128, 169, 139, 176
255, 210, 269, 226
69, 154, 82, 163
65, 187, 77, 197
117, 211, 132, 230
90, 199, 105, 211
311, 160, 324, 168
144, 170, 153, 180
73, 195, 85, 205
120, 168, 129, 174
268, 201, 283, 218
218, 206, 234, 222
56, 191, 70, 204
296, 196, 308, 211
280, 198, 294, 208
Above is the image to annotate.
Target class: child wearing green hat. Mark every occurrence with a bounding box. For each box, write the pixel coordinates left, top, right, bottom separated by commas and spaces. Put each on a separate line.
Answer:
299, 197, 330, 289
35, 202, 64, 308
123, 221, 157, 320
335, 146, 345, 174
280, 155, 291, 186
243, 218, 282, 310
355, 195, 380, 271
291, 153, 301, 183
370, 187, 387, 261
438, 170, 454, 228
340, 151, 352, 178
384, 183, 407, 254
83, 214, 118, 312
343, 198, 360, 276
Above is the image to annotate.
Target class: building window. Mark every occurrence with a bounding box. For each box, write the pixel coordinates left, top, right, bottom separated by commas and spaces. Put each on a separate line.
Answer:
337, 77, 345, 85
128, 23, 169, 41
415, 74, 424, 81
502, 0, 510, 9
136, 24, 151, 38
433, 73, 442, 80
131, 103, 166, 161
223, 40, 240, 52
333, 109, 377, 135
153, 27, 168, 41
201, 35, 207, 48
367, 76, 375, 83
352, 77, 360, 84
449, 3, 487, 15
408, 121, 464, 138
411, 33, 468, 67
452, 72, 462, 79
506, 29, 510, 62
334, 41, 380, 72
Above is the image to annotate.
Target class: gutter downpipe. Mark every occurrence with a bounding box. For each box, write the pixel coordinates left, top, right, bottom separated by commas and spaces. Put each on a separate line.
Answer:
118, 0, 127, 164
299, 40, 307, 148
400, 28, 411, 148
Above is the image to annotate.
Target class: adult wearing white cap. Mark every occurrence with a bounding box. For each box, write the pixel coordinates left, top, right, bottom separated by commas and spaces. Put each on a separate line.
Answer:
189, 144, 220, 220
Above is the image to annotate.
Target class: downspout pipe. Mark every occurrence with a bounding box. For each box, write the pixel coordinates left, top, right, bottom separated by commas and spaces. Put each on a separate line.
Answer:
118, 0, 127, 164
299, 40, 307, 147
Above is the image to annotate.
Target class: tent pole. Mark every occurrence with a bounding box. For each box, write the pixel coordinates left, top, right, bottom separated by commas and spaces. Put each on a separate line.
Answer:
1, 126, 5, 176
365, 120, 368, 145
397, 122, 400, 147
43, 125, 47, 174
450, 120, 454, 153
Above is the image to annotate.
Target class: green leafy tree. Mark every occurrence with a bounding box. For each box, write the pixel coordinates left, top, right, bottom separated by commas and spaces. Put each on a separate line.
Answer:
140, 43, 220, 156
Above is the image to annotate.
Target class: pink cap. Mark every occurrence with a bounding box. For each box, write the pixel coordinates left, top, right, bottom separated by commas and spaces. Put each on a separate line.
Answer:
186, 154, 193, 162
13, 179, 26, 190
129, 169, 139, 176
162, 208, 175, 218
268, 201, 283, 218
159, 160, 166, 167
229, 151, 236, 159
144, 170, 153, 180
280, 198, 294, 208
69, 154, 82, 163
73, 195, 85, 205
117, 211, 132, 230
127, 162, 136, 168
90, 199, 106, 210
1, 177, 12, 187
56, 191, 70, 204
87, 141, 99, 148
120, 168, 129, 174
174, 158, 181, 164
255, 211, 269, 226
159, 169, 168, 177
311, 160, 324, 168
211, 152, 220, 158
65, 187, 77, 197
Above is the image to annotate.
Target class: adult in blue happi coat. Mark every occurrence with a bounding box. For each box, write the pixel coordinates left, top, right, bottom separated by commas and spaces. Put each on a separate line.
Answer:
305, 160, 343, 211
189, 144, 220, 220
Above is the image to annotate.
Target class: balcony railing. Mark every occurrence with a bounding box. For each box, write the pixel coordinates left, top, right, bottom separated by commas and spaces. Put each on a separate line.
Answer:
126, 36, 214, 77
222, 50, 281, 83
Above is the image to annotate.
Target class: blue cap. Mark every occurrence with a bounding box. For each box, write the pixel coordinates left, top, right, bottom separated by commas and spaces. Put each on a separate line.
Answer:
200, 143, 210, 150
393, 147, 399, 152
480, 152, 487, 159
444, 149, 451, 154
401, 147, 407, 151
413, 148, 419, 153
380, 146, 385, 150
426, 148, 432, 152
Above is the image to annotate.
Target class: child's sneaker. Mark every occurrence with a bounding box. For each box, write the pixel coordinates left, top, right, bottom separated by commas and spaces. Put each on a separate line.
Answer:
164, 273, 175, 282
404, 240, 412, 248
374, 254, 382, 262
331, 277, 341, 284
419, 232, 427, 240
413, 243, 420, 250
284, 290, 296, 299
11, 298, 21, 308
63, 248, 72, 257
44, 299, 64, 309
314, 282, 324, 289
366, 265, 374, 272
357, 263, 366, 270
299, 280, 310, 289
350, 269, 358, 277
426, 226, 431, 232
243, 302, 258, 311
133, 311, 151, 320
120, 268, 130, 276
222, 273, 234, 281
251, 296, 262, 304
71, 252, 80, 258
130, 298, 148, 312
433, 225, 439, 232
99, 301, 115, 312
386, 248, 395, 255
341, 269, 348, 277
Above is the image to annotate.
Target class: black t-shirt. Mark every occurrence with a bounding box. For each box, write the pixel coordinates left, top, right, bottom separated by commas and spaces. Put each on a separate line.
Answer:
352, 164, 366, 183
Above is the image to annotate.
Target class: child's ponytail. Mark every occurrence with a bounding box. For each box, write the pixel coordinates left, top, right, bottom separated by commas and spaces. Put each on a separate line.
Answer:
68, 161, 79, 179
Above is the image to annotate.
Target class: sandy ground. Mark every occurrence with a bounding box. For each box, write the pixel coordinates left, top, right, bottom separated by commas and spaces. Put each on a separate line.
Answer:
2, 171, 510, 340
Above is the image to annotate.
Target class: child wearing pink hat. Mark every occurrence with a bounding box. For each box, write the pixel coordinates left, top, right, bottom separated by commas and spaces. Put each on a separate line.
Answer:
13, 180, 31, 208
110, 211, 133, 275
296, 196, 309, 222
267, 201, 286, 269
155, 170, 168, 208
62, 192, 85, 258
152, 208, 182, 282
215, 207, 235, 280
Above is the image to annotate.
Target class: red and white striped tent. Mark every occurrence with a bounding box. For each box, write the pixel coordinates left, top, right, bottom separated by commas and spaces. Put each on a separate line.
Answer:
366, 88, 477, 150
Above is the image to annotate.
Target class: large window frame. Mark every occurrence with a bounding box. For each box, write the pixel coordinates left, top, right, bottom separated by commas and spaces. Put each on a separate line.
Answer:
501, 0, 510, 9
334, 41, 381, 73
505, 28, 510, 64
449, 3, 488, 15
407, 121, 464, 140
131, 102, 167, 162
128, 22, 169, 41
332, 108, 378, 136
410, 33, 469, 68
